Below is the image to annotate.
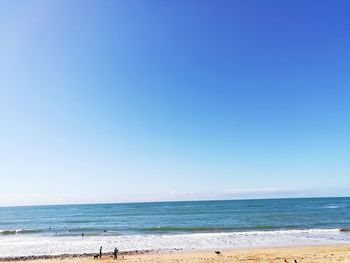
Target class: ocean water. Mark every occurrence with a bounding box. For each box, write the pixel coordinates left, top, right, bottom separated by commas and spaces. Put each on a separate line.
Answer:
1, 197, 350, 257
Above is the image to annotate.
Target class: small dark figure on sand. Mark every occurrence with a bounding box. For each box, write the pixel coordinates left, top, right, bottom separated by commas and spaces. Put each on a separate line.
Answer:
81, 233, 84, 237
114, 247, 119, 260
215, 251, 221, 255
99, 246, 102, 259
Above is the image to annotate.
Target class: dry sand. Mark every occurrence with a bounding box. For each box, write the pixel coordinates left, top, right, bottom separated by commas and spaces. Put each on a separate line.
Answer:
2, 245, 350, 263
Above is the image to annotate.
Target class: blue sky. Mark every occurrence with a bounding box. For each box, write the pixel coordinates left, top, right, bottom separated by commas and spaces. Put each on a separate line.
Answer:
1, 0, 350, 206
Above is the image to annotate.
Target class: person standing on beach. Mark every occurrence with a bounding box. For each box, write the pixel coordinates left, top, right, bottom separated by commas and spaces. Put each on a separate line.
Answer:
114, 247, 119, 260
99, 246, 102, 259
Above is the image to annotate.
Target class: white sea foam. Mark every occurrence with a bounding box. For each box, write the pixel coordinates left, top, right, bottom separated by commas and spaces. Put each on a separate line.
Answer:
0, 229, 350, 257
325, 205, 341, 209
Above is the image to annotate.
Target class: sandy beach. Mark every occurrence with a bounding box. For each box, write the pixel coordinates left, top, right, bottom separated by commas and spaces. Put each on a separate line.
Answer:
2, 245, 350, 263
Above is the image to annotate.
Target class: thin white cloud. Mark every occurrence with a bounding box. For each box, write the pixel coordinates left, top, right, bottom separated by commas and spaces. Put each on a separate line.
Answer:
220, 187, 291, 194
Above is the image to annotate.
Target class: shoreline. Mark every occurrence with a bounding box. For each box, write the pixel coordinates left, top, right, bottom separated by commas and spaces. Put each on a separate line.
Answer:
1, 244, 350, 262
0, 250, 155, 262
1, 228, 349, 257
1, 245, 350, 262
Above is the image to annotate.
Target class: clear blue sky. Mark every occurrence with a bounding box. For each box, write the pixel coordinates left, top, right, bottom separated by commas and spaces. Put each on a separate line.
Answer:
1, 0, 349, 206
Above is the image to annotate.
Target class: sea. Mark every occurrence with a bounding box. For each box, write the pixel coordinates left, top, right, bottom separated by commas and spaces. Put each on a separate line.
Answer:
1, 197, 350, 257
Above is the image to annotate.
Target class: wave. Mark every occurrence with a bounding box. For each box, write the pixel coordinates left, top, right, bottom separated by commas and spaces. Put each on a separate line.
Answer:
55, 227, 120, 236
62, 220, 93, 224
142, 226, 231, 232
66, 227, 101, 232
141, 225, 302, 233
0, 229, 43, 235
325, 205, 343, 209
0, 228, 348, 257
1, 226, 347, 238
0, 227, 112, 236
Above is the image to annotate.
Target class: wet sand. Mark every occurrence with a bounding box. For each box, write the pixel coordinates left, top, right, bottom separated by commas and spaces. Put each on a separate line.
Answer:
1, 245, 350, 262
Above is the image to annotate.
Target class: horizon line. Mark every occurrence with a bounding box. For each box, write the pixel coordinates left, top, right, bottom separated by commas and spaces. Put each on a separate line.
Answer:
1, 195, 349, 209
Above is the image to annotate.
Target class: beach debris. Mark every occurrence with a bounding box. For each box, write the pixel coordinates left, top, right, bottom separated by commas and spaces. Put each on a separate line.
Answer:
340, 228, 350, 232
